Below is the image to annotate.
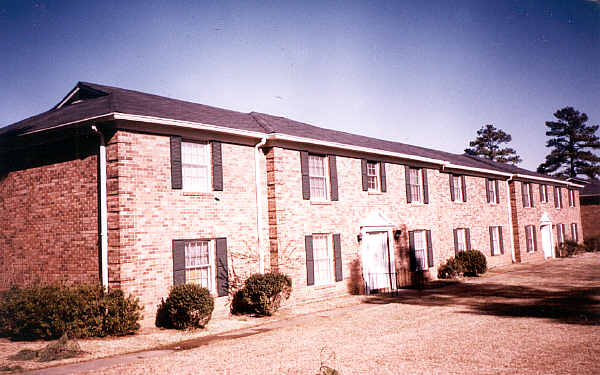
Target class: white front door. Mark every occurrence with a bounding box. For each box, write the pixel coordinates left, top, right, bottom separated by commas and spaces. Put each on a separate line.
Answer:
364, 231, 393, 290
541, 224, 553, 259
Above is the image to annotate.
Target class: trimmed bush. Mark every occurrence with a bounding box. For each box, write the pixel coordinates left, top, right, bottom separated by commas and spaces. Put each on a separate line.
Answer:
155, 284, 214, 330
557, 240, 586, 257
437, 257, 464, 279
231, 273, 292, 316
0, 284, 142, 341
455, 250, 487, 276
584, 236, 600, 252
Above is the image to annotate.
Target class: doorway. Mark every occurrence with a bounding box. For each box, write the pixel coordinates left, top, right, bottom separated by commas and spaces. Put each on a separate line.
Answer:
363, 231, 394, 291
540, 224, 553, 259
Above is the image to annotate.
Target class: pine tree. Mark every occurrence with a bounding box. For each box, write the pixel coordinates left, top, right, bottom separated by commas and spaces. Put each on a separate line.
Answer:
537, 107, 600, 179
464, 124, 522, 164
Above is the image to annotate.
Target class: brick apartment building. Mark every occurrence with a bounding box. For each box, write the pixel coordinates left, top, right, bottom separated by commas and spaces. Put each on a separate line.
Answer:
0, 82, 584, 322
580, 180, 600, 239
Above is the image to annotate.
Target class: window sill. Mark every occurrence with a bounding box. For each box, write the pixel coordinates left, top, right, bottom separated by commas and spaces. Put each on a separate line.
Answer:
368, 191, 383, 195
183, 192, 214, 197
313, 282, 337, 290
408, 202, 426, 206
311, 200, 332, 205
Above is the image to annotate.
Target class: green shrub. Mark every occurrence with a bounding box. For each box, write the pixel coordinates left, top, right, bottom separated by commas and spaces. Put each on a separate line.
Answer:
0, 284, 142, 341
455, 250, 487, 276
584, 236, 600, 252
155, 284, 214, 330
437, 256, 464, 279
557, 240, 586, 257
231, 273, 292, 316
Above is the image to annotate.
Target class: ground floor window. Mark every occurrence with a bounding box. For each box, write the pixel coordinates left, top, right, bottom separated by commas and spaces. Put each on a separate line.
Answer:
312, 234, 334, 285
413, 230, 428, 271
525, 225, 535, 252
571, 223, 578, 242
185, 240, 214, 291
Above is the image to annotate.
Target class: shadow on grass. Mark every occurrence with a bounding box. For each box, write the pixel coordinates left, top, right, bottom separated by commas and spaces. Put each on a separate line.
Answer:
364, 282, 599, 326
159, 327, 273, 351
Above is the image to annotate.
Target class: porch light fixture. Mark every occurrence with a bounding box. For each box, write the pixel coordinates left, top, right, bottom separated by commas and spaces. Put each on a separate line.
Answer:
357, 233, 362, 242
394, 230, 402, 240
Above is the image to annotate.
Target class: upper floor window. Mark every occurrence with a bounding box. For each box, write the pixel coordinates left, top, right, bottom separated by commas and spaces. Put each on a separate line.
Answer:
308, 155, 329, 201
182, 141, 211, 192
554, 187, 563, 209
540, 184, 548, 203
522, 182, 534, 208
367, 161, 380, 192
408, 168, 422, 203
452, 176, 462, 201
568, 189, 576, 207
488, 179, 498, 204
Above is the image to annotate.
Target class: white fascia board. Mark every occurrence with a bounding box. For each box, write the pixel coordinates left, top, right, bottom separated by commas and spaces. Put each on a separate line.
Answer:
55, 87, 80, 110
113, 113, 266, 139
19, 113, 116, 135
444, 163, 513, 177
512, 173, 574, 186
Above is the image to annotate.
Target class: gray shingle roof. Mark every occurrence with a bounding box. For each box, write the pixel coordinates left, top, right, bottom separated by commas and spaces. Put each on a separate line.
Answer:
582, 180, 600, 196
0, 81, 566, 182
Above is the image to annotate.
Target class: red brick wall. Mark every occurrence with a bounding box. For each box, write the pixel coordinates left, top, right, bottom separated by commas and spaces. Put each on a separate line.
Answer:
581, 204, 600, 239
267, 147, 513, 304
0, 140, 99, 289
105, 130, 265, 322
511, 181, 582, 263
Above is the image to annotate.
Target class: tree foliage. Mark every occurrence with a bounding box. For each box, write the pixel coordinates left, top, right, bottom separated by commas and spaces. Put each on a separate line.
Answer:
537, 107, 600, 179
464, 124, 522, 164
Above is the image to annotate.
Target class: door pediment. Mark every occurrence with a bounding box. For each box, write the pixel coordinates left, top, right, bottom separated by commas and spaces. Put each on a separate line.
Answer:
360, 211, 394, 228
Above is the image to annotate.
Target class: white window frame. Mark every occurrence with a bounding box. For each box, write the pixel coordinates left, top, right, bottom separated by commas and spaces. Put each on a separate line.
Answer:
525, 225, 535, 253
491, 226, 501, 255
555, 187, 563, 209
571, 223, 578, 242
488, 179, 497, 204
523, 183, 532, 208
452, 175, 463, 202
312, 233, 334, 285
181, 141, 211, 192
184, 240, 215, 293
308, 154, 329, 201
367, 161, 380, 192
557, 224, 565, 245
409, 168, 423, 204
413, 230, 428, 271
540, 184, 548, 203
569, 190, 576, 207
456, 228, 467, 252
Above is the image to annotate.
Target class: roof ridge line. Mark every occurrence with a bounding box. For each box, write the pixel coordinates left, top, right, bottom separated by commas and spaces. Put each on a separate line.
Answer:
249, 112, 274, 133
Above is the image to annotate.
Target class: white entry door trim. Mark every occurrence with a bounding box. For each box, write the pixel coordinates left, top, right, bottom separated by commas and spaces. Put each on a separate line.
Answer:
360, 214, 396, 292
540, 212, 554, 259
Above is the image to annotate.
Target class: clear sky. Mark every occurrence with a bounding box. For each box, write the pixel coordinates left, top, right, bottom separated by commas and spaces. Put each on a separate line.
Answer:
1, 0, 598, 171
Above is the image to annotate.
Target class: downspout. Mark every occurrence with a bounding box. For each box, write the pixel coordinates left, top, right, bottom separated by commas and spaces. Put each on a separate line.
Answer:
91, 125, 109, 289
506, 176, 516, 263
254, 137, 268, 273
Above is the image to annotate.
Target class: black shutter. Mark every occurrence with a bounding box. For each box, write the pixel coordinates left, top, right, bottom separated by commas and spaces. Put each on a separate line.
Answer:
361, 159, 368, 191
300, 151, 310, 200
489, 227, 494, 255
305, 235, 314, 286
485, 179, 491, 203
170, 136, 182, 189
380, 162, 387, 192
495, 180, 500, 203
212, 141, 223, 191
533, 226, 538, 251
216, 238, 228, 297
453, 229, 459, 256
522, 182, 527, 207
449, 174, 455, 202
422, 169, 429, 204
461, 175, 467, 202
539, 184, 544, 202
426, 230, 434, 268
329, 155, 338, 201
172, 240, 186, 285
554, 186, 559, 208
465, 228, 471, 251
409, 231, 416, 272
499, 226, 504, 255
525, 225, 532, 252
333, 234, 343, 282
405, 166, 412, 203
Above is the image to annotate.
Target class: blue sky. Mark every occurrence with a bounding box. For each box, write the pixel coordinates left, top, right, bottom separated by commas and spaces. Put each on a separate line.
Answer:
1, 0, 598, 171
